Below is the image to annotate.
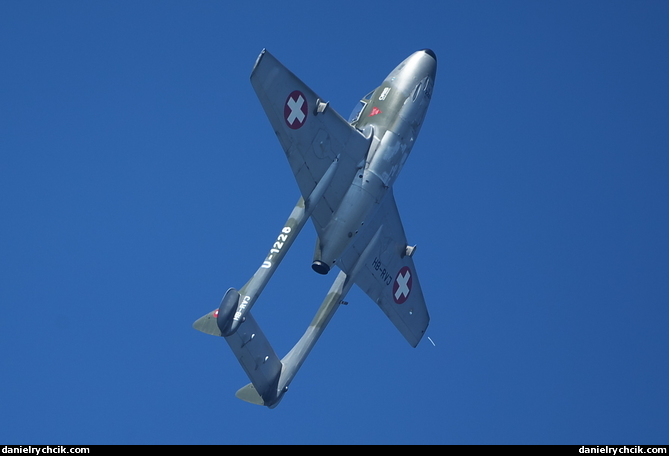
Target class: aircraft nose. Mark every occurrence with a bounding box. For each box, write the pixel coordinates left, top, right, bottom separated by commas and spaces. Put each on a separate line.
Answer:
421, 48, 437, 62
384, 49, 437, 90
418, 48, 437, 80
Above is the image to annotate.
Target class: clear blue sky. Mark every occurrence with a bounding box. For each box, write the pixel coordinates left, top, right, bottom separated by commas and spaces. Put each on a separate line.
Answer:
1, 1, 668, 444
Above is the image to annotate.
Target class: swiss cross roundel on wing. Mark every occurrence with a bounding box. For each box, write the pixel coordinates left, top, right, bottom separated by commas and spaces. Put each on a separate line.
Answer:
393, 266, 413, 304
284, 90, 308, 129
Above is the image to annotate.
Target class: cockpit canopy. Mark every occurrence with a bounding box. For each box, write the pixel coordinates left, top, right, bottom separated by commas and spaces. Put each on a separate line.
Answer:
348, 90, 374, 124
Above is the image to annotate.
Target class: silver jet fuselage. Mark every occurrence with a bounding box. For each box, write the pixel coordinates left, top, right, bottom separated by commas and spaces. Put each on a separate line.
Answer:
313, 49, 437, 274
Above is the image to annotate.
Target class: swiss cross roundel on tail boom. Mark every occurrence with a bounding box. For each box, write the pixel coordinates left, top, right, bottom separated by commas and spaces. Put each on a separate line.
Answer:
284, 90, 308, 129
393, 266, 413, 304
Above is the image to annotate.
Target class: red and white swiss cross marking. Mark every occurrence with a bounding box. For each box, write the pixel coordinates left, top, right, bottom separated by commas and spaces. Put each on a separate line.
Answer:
284, 90, 308, 129
393, 266, 412, 304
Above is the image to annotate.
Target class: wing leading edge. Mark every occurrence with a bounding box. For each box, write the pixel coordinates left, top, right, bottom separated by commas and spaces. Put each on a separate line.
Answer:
250, 49, 371, 239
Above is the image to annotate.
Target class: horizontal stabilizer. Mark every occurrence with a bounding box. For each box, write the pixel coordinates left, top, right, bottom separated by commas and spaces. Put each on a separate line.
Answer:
194, 307, 283, 405
223, 311, 282, 406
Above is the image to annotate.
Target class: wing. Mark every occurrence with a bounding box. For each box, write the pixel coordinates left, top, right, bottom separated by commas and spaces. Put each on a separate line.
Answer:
250, 49, 371, 238
338, 189, 429, 347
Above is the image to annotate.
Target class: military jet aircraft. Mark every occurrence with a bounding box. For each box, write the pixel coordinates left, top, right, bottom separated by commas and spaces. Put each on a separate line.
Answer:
194, 48, 436, 408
